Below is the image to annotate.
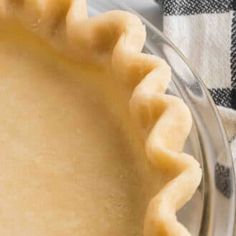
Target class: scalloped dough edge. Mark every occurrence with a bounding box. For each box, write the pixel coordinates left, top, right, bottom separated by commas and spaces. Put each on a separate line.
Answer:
0, 0, 202, 235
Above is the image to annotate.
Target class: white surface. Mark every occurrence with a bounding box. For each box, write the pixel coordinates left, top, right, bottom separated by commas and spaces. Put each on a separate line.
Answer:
121, 0, 163, 30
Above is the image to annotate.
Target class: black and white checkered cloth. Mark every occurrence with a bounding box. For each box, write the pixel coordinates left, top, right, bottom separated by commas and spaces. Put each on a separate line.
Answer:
159, 0, 236, 161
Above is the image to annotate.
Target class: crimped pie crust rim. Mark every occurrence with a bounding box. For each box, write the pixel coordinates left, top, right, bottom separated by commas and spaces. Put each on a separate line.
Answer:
0, 1, 202, 235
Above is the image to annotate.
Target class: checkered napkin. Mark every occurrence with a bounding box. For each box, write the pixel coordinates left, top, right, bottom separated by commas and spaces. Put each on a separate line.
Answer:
158, 0, 236, 163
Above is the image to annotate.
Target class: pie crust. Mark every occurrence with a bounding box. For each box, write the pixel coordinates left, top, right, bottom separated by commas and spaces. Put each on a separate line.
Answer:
0, 0, 202, 235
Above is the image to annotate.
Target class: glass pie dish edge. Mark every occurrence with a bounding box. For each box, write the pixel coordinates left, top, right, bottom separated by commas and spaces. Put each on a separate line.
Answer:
88, 1, 236, 235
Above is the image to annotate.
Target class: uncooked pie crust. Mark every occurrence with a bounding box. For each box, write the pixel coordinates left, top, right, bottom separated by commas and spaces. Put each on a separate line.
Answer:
0, 0, 202, 236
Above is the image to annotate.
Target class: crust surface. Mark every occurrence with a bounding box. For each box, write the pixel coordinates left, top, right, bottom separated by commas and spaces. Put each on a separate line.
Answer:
0, 1, 202, 235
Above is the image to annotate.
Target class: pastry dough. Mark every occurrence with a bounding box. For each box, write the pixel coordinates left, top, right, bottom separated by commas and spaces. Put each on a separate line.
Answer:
0, 1, 202, 235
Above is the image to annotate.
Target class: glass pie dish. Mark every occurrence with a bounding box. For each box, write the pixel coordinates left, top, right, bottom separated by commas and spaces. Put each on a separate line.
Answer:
88, 1, 236, 235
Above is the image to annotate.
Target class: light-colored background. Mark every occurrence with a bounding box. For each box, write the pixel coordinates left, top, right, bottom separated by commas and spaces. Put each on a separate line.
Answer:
122, 0, 162, 30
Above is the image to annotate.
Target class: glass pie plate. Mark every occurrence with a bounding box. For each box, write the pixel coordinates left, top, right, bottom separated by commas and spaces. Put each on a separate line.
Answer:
88, 1, 236, 236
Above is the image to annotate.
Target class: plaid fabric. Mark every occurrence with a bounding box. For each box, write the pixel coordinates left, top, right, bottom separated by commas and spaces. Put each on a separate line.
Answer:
160, 0, 236, 205
163, 0, 232, 15
162, 0, 236, 110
